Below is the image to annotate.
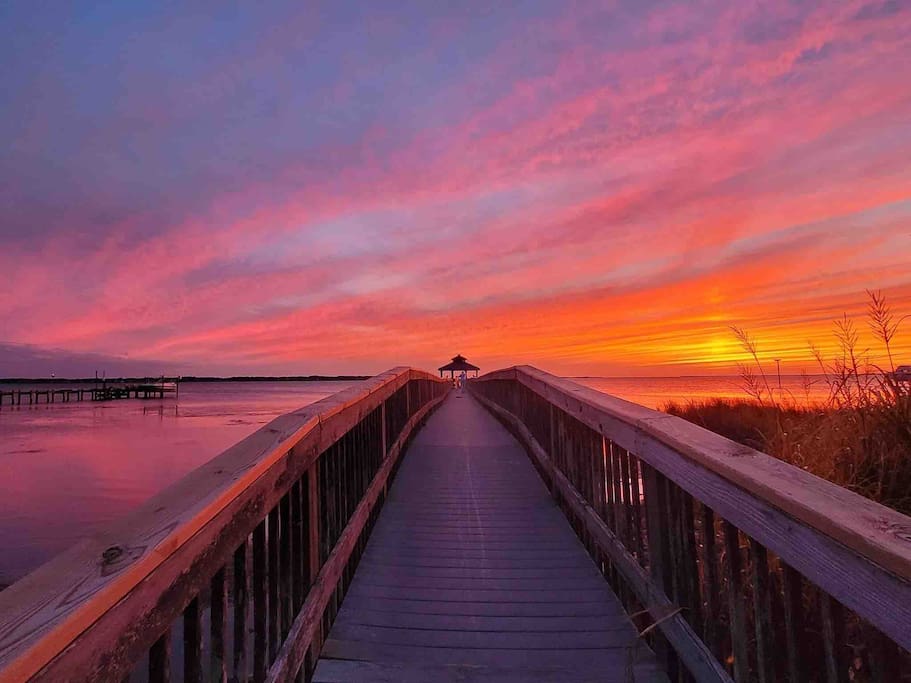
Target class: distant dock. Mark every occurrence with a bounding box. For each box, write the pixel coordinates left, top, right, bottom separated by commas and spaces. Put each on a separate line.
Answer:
0, 378, 179, 406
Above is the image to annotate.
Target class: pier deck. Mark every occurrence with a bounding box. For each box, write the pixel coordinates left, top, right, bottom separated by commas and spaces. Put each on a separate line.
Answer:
314, 392, 665, 682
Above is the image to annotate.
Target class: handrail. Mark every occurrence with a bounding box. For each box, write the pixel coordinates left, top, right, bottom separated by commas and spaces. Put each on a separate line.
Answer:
0, 368, 449, 682
472, 366, 911, 681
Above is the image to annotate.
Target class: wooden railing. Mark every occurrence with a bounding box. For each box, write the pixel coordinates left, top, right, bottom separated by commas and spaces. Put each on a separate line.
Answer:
0, 368, 449, 683
471, 366, 911, 683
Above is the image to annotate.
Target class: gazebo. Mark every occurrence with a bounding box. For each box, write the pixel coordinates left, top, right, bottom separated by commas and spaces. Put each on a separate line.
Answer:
438, 354, 480, 379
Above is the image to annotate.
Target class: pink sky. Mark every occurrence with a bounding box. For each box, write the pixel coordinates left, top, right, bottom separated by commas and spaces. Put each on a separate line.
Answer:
1, 1, 910, 377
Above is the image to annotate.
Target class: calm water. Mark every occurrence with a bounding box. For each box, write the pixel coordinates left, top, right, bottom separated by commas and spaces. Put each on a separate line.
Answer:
0, 374, 826, 586
574, 374, 831, 409
0, 381, 352, 585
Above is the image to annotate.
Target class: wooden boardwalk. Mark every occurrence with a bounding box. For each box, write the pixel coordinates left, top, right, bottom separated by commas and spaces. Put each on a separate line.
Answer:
2, 367, 908, 681
314, 392, 666, 682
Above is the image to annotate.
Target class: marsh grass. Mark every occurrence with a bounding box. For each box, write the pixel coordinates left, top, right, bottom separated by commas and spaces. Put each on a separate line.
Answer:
662, 294, 911, 680
663, 290, 911, 515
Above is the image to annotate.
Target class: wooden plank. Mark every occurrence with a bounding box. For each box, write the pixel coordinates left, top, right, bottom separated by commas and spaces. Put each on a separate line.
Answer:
346, 574, 603, 592
331, 597, 626, 618
232, 541, 249, 683
253, 521, 268, 683
343, 584, 613, 603
332, 611, 629, 632
749, 540, 774, 683
313, 658, 667, 683
347, 563, 599, 580
268, 505, 281, 662
722, 522, 749, 682
328, 622, 637, 649
320, 638, 644, 668
148, 630, 170, 683
780, 562, 803, 683
700, 505, 720, 660
183, 598, 202, 683
306, 462, 322, 664
679, 491, 702, 638
642, 466, 671, 597
290, 481, 302, 613
210, 567, 227, 683
280, 494, 292, 639
821, 593, 848, 683
628, 453, 644, 559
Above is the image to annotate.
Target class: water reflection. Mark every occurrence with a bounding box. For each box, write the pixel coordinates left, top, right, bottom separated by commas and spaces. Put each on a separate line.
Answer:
0, 381, 353, 586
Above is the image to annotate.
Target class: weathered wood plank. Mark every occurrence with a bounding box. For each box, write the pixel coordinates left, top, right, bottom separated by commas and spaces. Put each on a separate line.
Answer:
330, 622, 639, 649
749, 540, 774, 683
723, 522, 749, 682
780, 562, 803, 683
148, 630, 171, 683
210, 567, 227, 683
821, 593, 848, 683
332, 610, 629, 632
232, 541, 249, 683
320, 638, 642, 667
313, 658, 668, 683
330, 597, 626, 618
253, 520, 268, 682
183, 598, 201, 683
344, 584, 613, 603
700, 505, 721, 660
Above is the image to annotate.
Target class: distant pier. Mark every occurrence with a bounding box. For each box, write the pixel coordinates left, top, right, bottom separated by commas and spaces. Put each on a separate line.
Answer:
0, 379, 179, 406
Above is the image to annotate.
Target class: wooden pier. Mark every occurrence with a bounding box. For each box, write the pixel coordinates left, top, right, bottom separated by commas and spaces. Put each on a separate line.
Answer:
0, 366, 908, 682
314, 392, 664, 681
0, 380, 178, 406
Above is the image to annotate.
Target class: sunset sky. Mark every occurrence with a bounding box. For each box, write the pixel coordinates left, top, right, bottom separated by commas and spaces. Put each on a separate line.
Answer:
2, 1, 910, 377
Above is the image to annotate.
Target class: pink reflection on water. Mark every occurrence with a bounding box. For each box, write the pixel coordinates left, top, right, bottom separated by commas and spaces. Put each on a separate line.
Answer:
0, 381, 352, 585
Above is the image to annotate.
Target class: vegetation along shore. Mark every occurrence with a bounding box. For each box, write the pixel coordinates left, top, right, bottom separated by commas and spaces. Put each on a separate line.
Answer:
665, 291, 911, 515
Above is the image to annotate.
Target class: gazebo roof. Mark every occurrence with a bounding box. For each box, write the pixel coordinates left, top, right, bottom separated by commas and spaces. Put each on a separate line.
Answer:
438, 354, 480, 372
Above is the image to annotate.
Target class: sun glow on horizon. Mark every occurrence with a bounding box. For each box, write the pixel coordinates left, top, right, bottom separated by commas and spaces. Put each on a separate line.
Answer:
1, 2, 910, 377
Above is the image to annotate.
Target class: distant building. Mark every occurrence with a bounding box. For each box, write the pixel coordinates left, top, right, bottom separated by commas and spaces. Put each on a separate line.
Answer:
438, 354, 480, 379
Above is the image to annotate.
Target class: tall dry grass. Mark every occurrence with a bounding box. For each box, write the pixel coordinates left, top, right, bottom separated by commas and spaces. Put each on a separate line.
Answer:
664, 291, 911, 515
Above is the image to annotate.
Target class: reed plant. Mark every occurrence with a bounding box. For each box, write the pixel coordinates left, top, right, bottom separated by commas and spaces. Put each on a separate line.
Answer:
663, 291, 911, 514
664, 293, 911, 680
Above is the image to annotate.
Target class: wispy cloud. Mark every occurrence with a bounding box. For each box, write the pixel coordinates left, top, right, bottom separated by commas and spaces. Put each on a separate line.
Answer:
1, 1, 909, 376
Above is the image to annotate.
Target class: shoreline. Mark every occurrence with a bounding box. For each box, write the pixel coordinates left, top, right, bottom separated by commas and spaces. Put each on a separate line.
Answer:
0, 375, 370, 384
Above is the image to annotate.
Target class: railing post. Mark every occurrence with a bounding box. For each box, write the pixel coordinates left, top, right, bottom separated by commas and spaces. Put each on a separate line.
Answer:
307, 462, 322, 659
233, 541, 249, 681
381, 401, 387, 456
210, 568, 227, 683
642, 464, 675, 675
548, 403, 559, 500
253, 521, 267, 682
723, 521, 749, 682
